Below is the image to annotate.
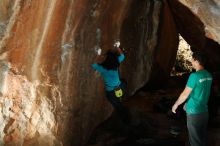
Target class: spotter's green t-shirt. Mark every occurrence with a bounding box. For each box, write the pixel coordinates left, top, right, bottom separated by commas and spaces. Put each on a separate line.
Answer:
186, 70, 212, 115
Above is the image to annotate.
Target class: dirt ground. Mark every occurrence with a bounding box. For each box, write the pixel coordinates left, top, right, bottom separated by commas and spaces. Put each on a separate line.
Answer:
125, 87, 220, 146
88, 85, 220, 146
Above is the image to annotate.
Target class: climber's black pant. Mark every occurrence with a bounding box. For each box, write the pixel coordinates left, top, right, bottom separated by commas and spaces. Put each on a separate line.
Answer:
106, 82, 129, 122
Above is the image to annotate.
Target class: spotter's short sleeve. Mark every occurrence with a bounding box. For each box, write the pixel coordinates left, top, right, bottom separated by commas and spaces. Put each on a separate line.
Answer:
186, 73, 197, 89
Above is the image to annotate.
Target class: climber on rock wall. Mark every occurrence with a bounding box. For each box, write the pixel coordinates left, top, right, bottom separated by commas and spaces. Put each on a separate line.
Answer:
92, 41, 130, 122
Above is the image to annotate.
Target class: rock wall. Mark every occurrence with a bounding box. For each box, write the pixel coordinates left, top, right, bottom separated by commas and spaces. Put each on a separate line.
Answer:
2, 0, 220, 145
0, 0, 130, 145
120, 0, 179, 90
148, 0, 179, 87
0, 0, 183, 145
178, 0, 220, 43
0, 0, 175, 145
178, 0, 220, 71
0, 0, 14, 39
168, 0, 220, 71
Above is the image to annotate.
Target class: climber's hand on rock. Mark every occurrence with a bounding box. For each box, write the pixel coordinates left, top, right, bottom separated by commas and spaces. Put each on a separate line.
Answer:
114, 41, 120, 48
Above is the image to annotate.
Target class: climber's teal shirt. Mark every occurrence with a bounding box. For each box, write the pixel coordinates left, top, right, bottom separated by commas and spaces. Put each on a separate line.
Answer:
186, 69, 212, 115
92, 54, 125, 91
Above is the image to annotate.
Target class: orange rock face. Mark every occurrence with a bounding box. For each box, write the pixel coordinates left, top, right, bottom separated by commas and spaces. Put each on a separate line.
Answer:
0, 0, 179, 145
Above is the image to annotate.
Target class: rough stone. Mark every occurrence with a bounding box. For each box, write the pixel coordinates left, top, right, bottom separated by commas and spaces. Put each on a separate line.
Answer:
3, 0, 220, 145
168, 0, 220, 71
178, 0, 220, 43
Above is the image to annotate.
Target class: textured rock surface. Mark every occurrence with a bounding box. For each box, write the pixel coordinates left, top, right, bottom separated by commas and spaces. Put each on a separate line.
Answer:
168, 0, 220, 71
0, 0, 179, 145
0, 0, 14, 39
120, 0, 178, 90
177, 0, 220, 71
1, 0, 220, 145
178, 0, 220, 43
148, 0, 179, 86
